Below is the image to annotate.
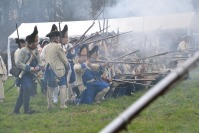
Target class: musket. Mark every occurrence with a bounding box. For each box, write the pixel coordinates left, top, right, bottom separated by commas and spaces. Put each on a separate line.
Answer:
166, 47, 199, 55
122, 72, 161, 76
58, 22, 63, 46
112, 50, 140, 61
168, 57, 188, 60
167, 56, 189, 59
103, 18, 105, 38
68, 30, 134, 51
74, 9, 104, 45
33, 72, 46, 95
5, 80, 16, 92
112, 79, 154, 87
16, 23, 20, 41
67, 26, 110, 52
122, 79, 156, 81
79, 25, 110, 44
106, 19, 109, 35
75, 22, 95, 45
98, 20, 102, 31
92, 60, 151, 65
116, 28, 119, 44
166, 59, 187, 62
58, 4, 63, 46
138, 50, 176, 60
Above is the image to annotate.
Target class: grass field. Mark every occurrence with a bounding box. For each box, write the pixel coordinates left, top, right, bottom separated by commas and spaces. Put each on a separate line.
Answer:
0, 69, 199, 133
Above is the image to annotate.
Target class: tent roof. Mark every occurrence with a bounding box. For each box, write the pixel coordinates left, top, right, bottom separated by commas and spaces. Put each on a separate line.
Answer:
8, 12, 195, 39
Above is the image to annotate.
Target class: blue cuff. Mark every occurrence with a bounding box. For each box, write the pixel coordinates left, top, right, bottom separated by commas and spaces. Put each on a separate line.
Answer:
25, 65, 31, 72
81, 63, 86, 69
99, 64, 104, 70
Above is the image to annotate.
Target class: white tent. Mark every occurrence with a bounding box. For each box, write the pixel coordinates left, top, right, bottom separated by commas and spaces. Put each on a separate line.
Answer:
7, 12, 195, 74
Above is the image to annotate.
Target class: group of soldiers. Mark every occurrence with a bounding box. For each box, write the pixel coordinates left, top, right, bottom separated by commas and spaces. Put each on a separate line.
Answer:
10, 23, 193, 115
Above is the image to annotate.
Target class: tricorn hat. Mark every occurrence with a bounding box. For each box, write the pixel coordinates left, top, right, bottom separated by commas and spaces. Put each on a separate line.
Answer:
78, 44, 88, 56
51, 24, 58, 32
26, 26, 38, 44
46, 31, 60, 38
61, 24, 68, 38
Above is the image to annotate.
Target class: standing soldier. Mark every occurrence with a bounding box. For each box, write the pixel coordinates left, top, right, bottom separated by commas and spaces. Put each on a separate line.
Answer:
62, 24, 77, 103
44, 30, 69, 110
13, 26, 42, 114
41, 24, 59, 103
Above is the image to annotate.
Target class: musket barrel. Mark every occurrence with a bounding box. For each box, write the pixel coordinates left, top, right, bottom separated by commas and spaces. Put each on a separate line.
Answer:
112, 50, 139, 61
68, 30, 134, 51
138, 50, 178, 60
122, 79, 156, 81
92, 60, 150, 64
74, 22, 95, 45
112, 79, 153, 86
58, 22, 63, 46
79, 25, 110, 44
16, 23, 20, 39
73, 9, 103, 46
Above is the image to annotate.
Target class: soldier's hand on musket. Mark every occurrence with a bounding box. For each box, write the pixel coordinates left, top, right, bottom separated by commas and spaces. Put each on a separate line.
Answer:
34, 66, 40, 71
30, 67, 36, 72
86, 60, 90, 65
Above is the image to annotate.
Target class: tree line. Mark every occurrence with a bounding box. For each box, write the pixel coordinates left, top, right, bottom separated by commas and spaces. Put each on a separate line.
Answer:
0, 0, 117, 51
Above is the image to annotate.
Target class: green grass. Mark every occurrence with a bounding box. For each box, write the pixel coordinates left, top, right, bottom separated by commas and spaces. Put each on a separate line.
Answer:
0, 69, 199, 133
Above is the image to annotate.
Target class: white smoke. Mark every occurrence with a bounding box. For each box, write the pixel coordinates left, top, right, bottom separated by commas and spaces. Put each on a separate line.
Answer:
68, 0, 92, 20
105, 0, 194, 18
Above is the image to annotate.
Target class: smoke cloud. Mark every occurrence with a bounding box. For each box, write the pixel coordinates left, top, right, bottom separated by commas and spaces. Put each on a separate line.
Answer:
105, 0, 194, 18
65, 0, 92, 20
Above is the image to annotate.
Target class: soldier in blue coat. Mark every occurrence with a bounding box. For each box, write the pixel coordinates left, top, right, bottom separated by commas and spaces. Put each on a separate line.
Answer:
13, 26, 42, 114
74, 44, 110, 104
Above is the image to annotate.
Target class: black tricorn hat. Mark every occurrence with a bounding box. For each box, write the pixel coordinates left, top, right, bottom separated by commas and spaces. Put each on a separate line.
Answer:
89, 45, 99, 57
51, 24, 58, 32
46, 31, 60, 38
26, 26, 38, 44
78, 44, 88, 56
61, 24, 68, 38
